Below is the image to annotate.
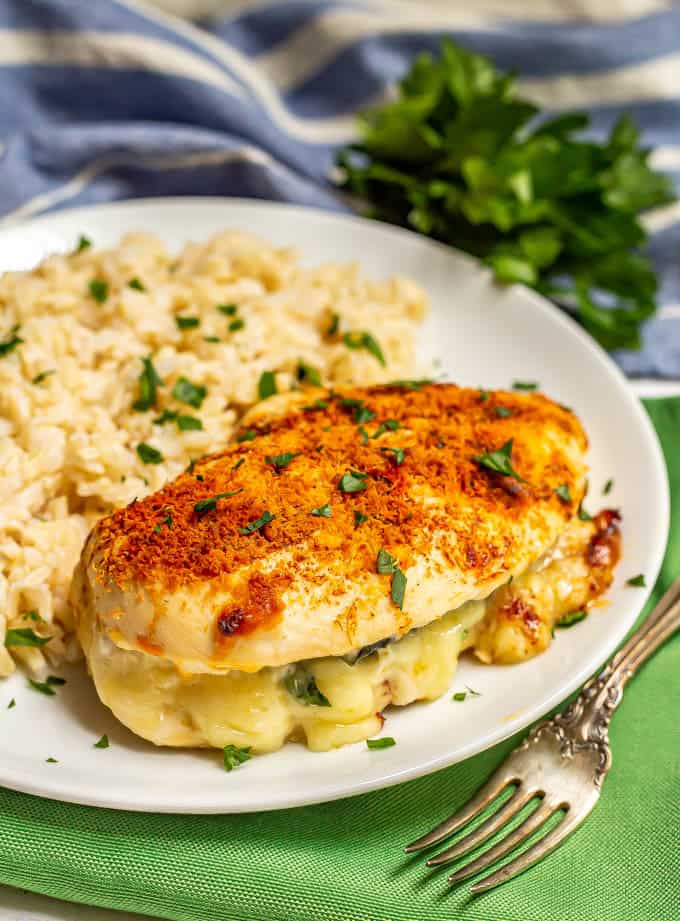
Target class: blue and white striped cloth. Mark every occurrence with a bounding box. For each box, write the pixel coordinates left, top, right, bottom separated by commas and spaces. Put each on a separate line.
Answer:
2, 0, 679, 377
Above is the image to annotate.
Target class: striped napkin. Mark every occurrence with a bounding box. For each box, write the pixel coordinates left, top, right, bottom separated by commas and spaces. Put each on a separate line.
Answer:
0, 0, 679, 376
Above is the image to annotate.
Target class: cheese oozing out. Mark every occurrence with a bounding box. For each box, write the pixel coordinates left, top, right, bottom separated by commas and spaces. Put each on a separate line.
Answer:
81, 601, 486, 753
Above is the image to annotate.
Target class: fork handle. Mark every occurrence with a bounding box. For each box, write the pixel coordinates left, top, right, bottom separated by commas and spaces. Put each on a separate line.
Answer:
551, 577, 680, 780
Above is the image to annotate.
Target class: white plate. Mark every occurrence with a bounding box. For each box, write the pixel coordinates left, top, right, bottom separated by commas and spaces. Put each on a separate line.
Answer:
0, 198, 669, 814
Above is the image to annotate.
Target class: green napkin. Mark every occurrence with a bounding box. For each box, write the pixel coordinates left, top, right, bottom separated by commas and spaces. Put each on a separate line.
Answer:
1, 398, 678, 921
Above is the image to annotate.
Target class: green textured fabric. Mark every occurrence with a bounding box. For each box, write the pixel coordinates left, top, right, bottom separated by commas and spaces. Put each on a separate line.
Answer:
1, 398, 678, 921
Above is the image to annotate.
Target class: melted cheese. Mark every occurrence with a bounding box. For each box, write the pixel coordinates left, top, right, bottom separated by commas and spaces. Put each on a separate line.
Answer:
81, 602, 486, 752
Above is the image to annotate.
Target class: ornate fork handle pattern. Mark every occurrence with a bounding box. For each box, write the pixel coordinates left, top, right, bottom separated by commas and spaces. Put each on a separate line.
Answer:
522, 579, 680, 786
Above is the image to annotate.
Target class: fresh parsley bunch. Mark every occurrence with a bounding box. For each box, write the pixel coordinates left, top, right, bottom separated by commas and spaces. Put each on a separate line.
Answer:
336, 40, 674, 350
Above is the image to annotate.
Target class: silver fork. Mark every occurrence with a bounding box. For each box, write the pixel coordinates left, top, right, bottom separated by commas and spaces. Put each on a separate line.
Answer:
405, 575, 680, 893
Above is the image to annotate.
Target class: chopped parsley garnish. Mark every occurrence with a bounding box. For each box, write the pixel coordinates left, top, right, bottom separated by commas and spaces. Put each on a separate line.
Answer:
358, 425, 369, 445
175, 316, 200, 330
0, 325, 23, 358
380, 446, 405, 465
479, 390, 490, 403
4, 628, 50, 648
128, 277, 146, 291
473, 439, 526, 482
229, 318, 245, 333
366, 737, 396, 750
311, 503, 332, 517
153, 409, 178, 425
217, 303, 238, 316
136, 443, 164, 465
494, 406, 512, 418
31, 369, 55, 385
46, 757, 58, 763
326, 312, 340, 336
94, 734, 110, 749
343, 331, 386, 366
626, 574, 646, 587
577, 501, 593, 521
177, 415, 203, 431
340, 398, 376, 424
452, 691, 467, 702
23, 611, 40, 622
371, 419, 400, 438
28, 675, 65, 696
172, 376, 206, 409
296, 360, 321, 387
133, 356, 163, 412
603, 479, 614, 495
266, 452, 301, 470
555, 484, 572, 503
88, 279, 109, 303
556, 609, 588, 628
285, 668, 331, 707
232, 458, 245, 471
153, 512, 173, 534
75, 234, 91, 252
354, 510, 369, 526
204, 336, 221, 343
338, 470, 368, 493
386, 379, 432, 391
303, 399, 329, 412
194, 490, 243, 516
258, 370, 277, 400
512, 380, 538, 391
237, 429, 258, 442
376, 549, 407, 608
7, 698, 15, 709
238, 510, 275, 534
223, 744, 252, 771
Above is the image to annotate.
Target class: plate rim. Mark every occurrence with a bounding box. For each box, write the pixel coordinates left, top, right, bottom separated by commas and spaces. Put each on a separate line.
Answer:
0, 196, 670, 813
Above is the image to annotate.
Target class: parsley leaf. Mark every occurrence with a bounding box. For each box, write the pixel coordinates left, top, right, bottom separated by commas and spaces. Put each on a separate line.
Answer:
4, 628, 50, 648
303, 399, 329, 412
376, 549, 407, 608
297, 360, 321, 387
136, 443, 164, 465
7, 698, 15, 709
194, 490, 243, 516
75, 234, 91, 252
339, 398, 376, 424
133, 356, 163, 412
258, 370, 277, 400
366, 737, 396, 749
626, 574, 646, 587
88, 279, 108, 303
371, 419, 400, 438
0, 325, 23, 358
311, 503, 332, 517
336, 39, 673, 352
386, 379, 432, 391
326, 312, 340, 336
354, 510, 369, 526
377, 548, 398, 574
391, 568, 407, 608
28, 675, 65, 696
556, 609, 588, 628
217, 303, 238, 316
577, 501, 593, 522
380, 446, 405, 465
343, 331, 386, 366
512, 380, 538, 391
237, 429, 258, 442
603, 478, 614, 495
473, 439, 526, 482
31, 369, 55, 385
285, 668, 331, 707
555, 484, 572, 503
266, 452, 301, 470
494, 405, 512, 418
223, 744, 252, 771
338, 470, 368, 493
94, 734, 110, 749
175, 316, 200, 330
128, 277, 145, 291
172, 376, 206, 409
177, 415, 202, 431
238, 510, 275, 534
229, 318, 245, 333
452, 691, 467, 702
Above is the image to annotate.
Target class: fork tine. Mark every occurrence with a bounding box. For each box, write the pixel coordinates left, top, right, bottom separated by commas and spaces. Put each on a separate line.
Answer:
426, 788, 533, 867
469, 809, 584, 893
447, 802, 556, 884
404, 767, 518, 853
